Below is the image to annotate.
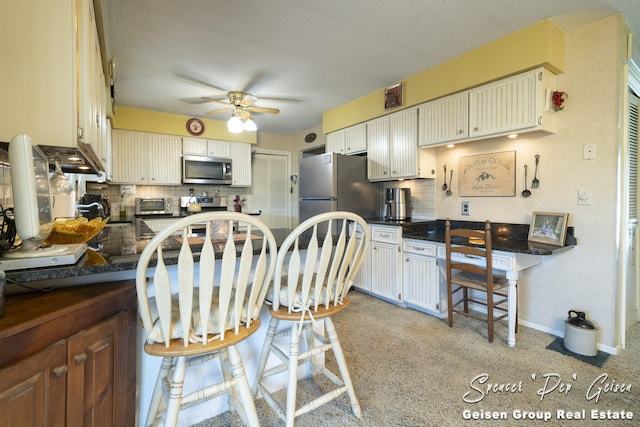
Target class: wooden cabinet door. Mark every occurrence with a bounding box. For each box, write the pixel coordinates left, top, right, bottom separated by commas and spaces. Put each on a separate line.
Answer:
345, 123, 367, 154
230, 142, 252, 186
469, 69, 537, 139
419, 92, 469, 146
366, 117, 390, 180
111, 130, 148, 183
148, 134, 182, 184
389, 109, 418, 179
326, 130, 346, 155
370, 242, 401, 303
0, 340, 67, 427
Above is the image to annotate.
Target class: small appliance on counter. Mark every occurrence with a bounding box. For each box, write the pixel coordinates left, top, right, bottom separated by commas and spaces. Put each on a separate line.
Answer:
135, 197, 174, 217
179, 195, 228, 216
384, 188, 411, 220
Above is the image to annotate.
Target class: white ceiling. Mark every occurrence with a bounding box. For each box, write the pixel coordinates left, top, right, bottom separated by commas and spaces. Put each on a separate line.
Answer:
107, 0, 640, 136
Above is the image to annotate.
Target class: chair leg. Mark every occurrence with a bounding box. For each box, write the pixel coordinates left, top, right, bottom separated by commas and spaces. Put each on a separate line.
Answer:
226, 345, 260, 427
447, 281, 454, 327
463, 288, 469, 313
252, 316, 279, 397
164, 356, 186, 427
487, 291, 494, 343
146, 356, 173, 427
286, 322, 301, 427
326, 317, 361, 419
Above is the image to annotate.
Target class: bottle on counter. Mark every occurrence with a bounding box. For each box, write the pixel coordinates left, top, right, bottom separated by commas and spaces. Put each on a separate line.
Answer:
49, 159, 76, 219
119, 195, 126, 220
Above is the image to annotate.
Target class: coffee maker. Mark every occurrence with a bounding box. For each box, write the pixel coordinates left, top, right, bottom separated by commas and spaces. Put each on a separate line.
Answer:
384, 188, 411, 220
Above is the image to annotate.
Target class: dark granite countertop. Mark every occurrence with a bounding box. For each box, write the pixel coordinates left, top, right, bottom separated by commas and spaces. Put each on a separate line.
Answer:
399, 219, 576, 255
5, 221, 293, 286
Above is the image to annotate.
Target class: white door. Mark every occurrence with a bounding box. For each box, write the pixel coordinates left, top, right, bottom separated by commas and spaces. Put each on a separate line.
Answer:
251, 152, 290, 229
625, 92, 640, 333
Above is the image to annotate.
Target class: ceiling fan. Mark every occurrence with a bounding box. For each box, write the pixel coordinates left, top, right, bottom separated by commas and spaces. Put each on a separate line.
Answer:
202, 91, 279, 132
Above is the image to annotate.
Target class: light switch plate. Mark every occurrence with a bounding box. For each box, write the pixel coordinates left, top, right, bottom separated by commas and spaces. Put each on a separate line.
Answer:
578, 189, 592, 205
583, 144, 597, 160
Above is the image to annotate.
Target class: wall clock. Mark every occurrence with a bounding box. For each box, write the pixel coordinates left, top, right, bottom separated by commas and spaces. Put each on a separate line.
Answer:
186, 118, 205, 136
304, 132, 317, 143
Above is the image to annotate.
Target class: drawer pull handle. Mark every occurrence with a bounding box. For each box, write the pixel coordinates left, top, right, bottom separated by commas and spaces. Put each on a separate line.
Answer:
54, 365, 68, 377
74, 353, 88, 365
464, 254, 480, 260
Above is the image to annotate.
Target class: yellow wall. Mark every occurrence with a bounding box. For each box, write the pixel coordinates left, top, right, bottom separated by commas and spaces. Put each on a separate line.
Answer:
323, 19, 565, 133
111, 106, 257, 143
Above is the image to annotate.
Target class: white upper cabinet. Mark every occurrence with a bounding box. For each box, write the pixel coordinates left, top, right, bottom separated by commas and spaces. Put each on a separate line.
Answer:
368, 109, 436, 181
111, 130, 182, 185
418, 67, 556, 147
1, 0, 108, 172
418, 92, 468, 146
182, 138, 231, 158
230, 142, 252, 187
326, 123, 367, 155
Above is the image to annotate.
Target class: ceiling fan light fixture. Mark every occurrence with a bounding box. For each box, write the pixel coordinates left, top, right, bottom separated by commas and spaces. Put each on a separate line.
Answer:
243, 117, 257, 131
227, 115, 244, 133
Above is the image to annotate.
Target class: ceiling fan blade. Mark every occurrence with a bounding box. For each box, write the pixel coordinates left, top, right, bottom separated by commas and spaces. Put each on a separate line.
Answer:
239, 94, 258, 107
202, 96, 231, 105
247, 106, 280, 114
206, 106, 232, 115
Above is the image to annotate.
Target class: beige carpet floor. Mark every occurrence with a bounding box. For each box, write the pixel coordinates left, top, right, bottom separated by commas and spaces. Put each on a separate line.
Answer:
195, 291, 640, 426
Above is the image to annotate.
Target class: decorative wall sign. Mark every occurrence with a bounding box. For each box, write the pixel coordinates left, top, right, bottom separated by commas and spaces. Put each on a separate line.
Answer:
528, 212, 569, 246
384, 83, 403, 110
459, 150, 516, 197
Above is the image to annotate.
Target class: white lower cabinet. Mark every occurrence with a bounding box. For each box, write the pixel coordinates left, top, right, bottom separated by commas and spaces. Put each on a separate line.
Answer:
402, 239, 444, 317
351, 225, 371, 292
368, 225, 403, 304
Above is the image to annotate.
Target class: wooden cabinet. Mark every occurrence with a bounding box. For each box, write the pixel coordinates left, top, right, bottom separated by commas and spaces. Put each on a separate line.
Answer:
418, 92, 469, 147
367, 109, 436, 181
111, 130, 182, 185
402, 239, 443, 317
0, 282, 136, 427
369, 225, 403, 303
327, 124, 367, 155
0, 0, 108, 173
230, 142, 252, 186
182, 138, 231, 158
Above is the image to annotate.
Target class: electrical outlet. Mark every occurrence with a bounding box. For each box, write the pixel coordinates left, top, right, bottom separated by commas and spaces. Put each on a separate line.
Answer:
461, 201, 470, 216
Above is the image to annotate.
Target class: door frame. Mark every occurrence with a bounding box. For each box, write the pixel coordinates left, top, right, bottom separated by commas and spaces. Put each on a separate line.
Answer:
252, 147, 292, 229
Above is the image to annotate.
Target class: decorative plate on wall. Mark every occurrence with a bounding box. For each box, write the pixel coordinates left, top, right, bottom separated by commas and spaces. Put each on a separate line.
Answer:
304, 133, 317, 143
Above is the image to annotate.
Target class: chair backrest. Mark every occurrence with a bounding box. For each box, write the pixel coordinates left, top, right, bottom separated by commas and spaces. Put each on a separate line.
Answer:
271, 212, 369, 313
136, 212, 277, 347
445, 219, 494, 282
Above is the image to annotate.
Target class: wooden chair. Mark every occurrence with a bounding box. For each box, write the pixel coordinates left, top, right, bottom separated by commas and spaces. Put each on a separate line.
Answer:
445, 219, 512, 343
252, 212, 369, 427
136, 212, 277, 427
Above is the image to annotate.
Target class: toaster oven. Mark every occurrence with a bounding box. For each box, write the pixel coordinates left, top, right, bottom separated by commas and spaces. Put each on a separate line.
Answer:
135, 197, 174, 216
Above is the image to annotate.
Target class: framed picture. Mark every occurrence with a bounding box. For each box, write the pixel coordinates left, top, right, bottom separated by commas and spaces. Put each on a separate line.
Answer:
528, 212, 569, 246
384, 83, 403, 110
459, 151, 516, 197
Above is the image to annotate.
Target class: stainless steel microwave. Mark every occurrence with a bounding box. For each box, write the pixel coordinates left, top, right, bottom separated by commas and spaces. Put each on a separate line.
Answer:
182, 155, 232, 185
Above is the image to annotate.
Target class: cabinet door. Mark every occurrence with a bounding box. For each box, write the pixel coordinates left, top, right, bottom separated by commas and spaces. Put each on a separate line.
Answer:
111, 130, 148, 183
0, 340, 67, 427
366, 117, 390, 180
389, 109, 419, 179
182, 137, 208, 156
326, 130, 346, 155
419, 92, 468, 146
148, 134, 182, 184
469, 69, 537, 139
403, 253, 439, 313
208, 139, 231, 158
345, 124, 367, 154
370, 242, 401, 303
66, 314, 128, 427
230, 142, 252, 186
352, 231, 371, 292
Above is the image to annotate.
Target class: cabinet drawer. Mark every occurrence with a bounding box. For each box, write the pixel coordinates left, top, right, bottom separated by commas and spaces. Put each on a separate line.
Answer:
370, 225, 401, 244
449, 251, 515, 271
403, 240, 437, 257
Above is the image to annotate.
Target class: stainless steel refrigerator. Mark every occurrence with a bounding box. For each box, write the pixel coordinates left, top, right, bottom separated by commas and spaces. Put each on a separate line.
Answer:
299, 152, 379, 225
